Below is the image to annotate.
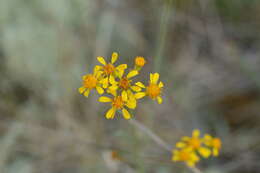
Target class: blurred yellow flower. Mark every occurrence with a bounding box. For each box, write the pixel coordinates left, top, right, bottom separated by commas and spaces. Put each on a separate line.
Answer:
204, 134, 222, 156
98, 91, 136, 119
176, 129, 211, 158
172, 148, 200, 167
96, 52, 127, 88
173, 129, 221, 167
78, 66, 104, 97
134, 73, 164, 104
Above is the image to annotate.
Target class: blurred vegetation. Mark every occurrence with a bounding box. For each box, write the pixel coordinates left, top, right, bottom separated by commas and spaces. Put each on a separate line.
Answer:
0, 0, 260, 173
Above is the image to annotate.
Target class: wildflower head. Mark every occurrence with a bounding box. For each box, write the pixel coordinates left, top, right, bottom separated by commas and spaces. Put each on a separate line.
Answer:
134, 73, 164, 104
173, 129, 221, 167
78, 66, 104, 97
135, 56, 146, 67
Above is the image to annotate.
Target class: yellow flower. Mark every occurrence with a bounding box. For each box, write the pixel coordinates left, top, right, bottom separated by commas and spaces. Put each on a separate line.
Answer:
107, 70, 142, 103
96, 52, 127, 88
172, 148, 200, 167
78, 66, 104, 97
176, 129, 211, 158
134, 73, 164, 104
134, 56, 146, 70
204, 134, 222, 156
98, 91, 136, 119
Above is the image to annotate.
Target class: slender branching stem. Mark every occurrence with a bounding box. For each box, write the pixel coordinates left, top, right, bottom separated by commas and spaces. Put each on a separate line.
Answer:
128, 119, 203, 173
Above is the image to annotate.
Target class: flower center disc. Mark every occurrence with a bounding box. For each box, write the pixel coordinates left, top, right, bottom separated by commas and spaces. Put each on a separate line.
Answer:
83, 75, 97, 89
179, 151, 191, 161
189, 138, 201, 149
119, 77, 130, 90
112, 96, 124, 109
146, 84, 160, 99
104, 63, 115, 75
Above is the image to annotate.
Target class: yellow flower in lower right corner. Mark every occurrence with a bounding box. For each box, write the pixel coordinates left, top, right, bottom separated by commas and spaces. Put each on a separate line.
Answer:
172, 147, 200, 167
176, 129, 211, 158
172, 129, 222, 167
134, 73, 164, 104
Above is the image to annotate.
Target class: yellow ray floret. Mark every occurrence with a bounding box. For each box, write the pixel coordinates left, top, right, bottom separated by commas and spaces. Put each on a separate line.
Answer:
98, 91, 136, 119
78, 66, 104, 97
134, 73, 164, 104
96, 52, 127, 88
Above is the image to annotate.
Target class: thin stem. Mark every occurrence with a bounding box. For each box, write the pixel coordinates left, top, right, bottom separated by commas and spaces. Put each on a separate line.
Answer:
129, 119, 172, 152
128, 119, 203, 173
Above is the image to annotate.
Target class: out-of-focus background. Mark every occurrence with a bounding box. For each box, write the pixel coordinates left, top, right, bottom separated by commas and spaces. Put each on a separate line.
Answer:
0, 0, 260, 172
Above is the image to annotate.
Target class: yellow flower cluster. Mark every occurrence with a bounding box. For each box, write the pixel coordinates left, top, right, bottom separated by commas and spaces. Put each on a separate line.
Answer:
172, 129, 221, 167
79, 52, 164, 119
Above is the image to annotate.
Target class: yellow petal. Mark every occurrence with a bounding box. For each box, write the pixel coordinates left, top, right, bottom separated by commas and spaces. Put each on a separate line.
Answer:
78, 87, 86, 94
94, 65, 102, 75
187, 161, 195, 167
149, 73, 153, 83
101, 77, 109, 88
99, 96, 112, 102
117, 69, 125, 78
213, 148, 219, 156
131, 86, 141, 92
135, 82, 145, 88
109, 75, 117, 84
191, 152, 200, 161
122, 108, 131, 119
109, 85, 118, 91
157, 96, 163, 104
122, 90, 128, 101
159, 81, 164, 88
111, 52, 118, 64
204, 134, 212, 141
107, 88, 117, 96
126, 98, 136, 109
105, 107, 116, 119
116, 64, 127, 70
181, 136, 190, 141
127, 70, 138, 79
97, 56, 106, 65
96, 86, 104, 94
135, 92, 146, 99
198, 147, 211, 158
152, 73, 159, 84
192, 129, 200, 138
172, 155, 179, 161
83, 89, 90, 97
176, 142, 186, 148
